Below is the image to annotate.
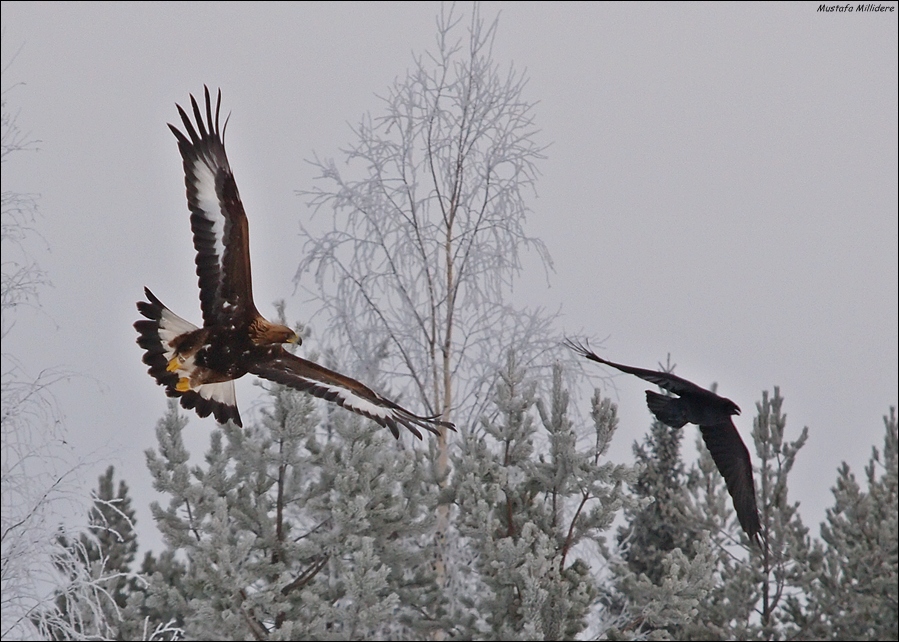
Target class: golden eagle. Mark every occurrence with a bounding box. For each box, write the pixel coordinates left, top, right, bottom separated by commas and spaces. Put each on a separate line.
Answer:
135, 87, 453, 440
566, 339, 761, 545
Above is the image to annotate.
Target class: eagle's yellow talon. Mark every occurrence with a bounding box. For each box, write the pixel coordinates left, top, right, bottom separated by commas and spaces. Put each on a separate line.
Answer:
166, 357, 182, 373
175, 377, 191, 392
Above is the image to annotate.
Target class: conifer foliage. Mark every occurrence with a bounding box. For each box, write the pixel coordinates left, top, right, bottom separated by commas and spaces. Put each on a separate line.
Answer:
809, 408, 898, 640
451, 354, 636, 639
36, 466, 182, 640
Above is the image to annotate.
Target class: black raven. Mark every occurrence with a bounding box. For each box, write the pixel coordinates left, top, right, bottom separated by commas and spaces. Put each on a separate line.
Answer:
566, 339, 762, 546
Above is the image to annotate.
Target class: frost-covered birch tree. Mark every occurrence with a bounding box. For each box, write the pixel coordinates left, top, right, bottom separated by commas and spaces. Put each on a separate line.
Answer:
39, 467, 139, 639
295, 5, 556, 633
297, 3, 552, 432
1, 55, 96, 641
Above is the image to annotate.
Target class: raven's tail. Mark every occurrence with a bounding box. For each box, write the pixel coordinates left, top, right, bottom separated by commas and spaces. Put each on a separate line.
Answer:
645, 390, 689, 428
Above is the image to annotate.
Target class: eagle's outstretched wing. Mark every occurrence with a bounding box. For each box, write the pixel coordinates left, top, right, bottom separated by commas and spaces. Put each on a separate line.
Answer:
249, 348, 456, 440
168, 86, 256, 326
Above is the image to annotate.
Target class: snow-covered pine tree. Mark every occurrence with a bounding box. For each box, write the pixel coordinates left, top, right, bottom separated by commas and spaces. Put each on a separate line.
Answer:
135, 547, 187, 639
600, 412, 713, 635
144, 377, 319, 639
739, 388, 816, 640
611, 356, 702, 582
594, 356, 707, 639
288, 390, 443, 640
807, 407, 898, 640
35, 465, 182, 640
676, 388, 817, 640
617, 414, 699, 584
602, 383, 817, 640
144, 337, 444, 640
452, 353, 636, 639
41, 466, 139, 638
670, 430, 753, 641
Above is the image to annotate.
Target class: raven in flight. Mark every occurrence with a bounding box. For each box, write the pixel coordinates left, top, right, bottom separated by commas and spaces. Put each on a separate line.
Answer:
566, 339, 762, 546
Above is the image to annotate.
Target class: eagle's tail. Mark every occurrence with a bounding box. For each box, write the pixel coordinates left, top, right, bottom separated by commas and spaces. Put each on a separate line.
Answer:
134, 287, 241, 426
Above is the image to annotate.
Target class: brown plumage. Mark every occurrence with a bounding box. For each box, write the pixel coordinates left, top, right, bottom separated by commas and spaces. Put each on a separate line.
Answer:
566, 339, 761, 546
135, 87, 454, 439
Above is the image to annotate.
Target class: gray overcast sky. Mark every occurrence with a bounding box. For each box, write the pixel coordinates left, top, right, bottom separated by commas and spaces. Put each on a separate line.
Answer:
2, 1, 897, 555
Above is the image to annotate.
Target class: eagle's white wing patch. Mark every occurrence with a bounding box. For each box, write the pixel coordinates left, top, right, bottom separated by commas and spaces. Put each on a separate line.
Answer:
196, 380, 237, 407
157, 306, 198, 342
188, 153, 227, 267
308, 380, 393, 420
248, 350, 452, 440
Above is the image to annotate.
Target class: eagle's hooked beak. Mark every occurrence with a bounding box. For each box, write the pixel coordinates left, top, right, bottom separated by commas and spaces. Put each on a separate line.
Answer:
288, 331, 302, 346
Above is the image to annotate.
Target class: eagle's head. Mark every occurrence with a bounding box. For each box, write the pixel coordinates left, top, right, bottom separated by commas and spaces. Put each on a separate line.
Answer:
253, 320, 302, 347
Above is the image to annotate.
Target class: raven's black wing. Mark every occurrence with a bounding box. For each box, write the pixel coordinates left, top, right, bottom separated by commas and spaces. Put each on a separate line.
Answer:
565, 339, 708, 397
699, 420, 762, 545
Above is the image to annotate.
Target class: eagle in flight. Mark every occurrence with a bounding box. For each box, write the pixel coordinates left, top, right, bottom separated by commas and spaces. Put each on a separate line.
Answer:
135, 87, 454, 440
566, 339, 762, 545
